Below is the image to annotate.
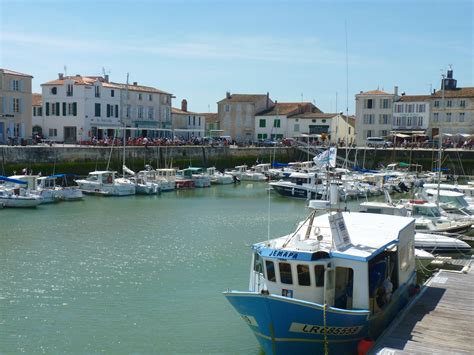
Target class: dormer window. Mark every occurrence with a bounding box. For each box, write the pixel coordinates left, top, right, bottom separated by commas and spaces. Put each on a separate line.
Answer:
95, 86, 100, 98
51, 87, 57, 95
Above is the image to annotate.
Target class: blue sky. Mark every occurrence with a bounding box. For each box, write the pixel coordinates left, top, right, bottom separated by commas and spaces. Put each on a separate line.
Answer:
1, 0, 472, 114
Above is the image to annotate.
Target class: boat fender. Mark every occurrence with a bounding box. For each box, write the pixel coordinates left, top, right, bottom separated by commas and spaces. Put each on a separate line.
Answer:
409, 199, 426, 204
357, 337, 375, 355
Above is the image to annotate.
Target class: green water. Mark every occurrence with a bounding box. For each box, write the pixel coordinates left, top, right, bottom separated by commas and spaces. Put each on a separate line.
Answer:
1, 183, 314, 354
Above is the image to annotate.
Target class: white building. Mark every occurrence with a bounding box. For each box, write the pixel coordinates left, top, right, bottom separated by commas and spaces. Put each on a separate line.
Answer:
355, 88, 399, 146
0, 68, 33, 144
32, 93, 43, 136
171, 99, 205, 140
289, 112, 355, 144
254, 102, 318, 141
40, 74, 172, 143
392, 95, 430, 136
429, 69, 474, 138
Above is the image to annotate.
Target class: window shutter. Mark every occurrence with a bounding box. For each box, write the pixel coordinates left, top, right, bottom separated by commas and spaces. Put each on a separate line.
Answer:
46, 102, 50, 116
10, 80, 14, 91
73, 102, 77, 116
10, 98, 14, 113
19, 80, 23, 92
115, 105, 118, 118
107, 104, 110, 117
56, 102, 60, 116
1, 96, 5, 113
19, 98, 23, 113
62, 102, 66, 116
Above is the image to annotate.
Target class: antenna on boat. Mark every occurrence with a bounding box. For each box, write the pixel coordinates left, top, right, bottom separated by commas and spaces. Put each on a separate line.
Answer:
267, 172, 271, 244
344, 20, 350, 169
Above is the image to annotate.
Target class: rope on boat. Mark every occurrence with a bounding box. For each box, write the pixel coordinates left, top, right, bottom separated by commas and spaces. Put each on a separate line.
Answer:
323, 303, 329, 355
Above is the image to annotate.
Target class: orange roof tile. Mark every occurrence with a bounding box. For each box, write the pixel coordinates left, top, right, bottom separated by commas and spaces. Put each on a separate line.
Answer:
358, 89, 392, 96
431, 87, 474, 99
218, 94, 269, 103
397, 95, 431, 102
171, 107, 199, 115
32, 93, 42, 106
256, 102, 321, 116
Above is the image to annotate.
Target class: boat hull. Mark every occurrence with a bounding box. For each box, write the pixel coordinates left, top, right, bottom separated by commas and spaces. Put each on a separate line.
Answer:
270, 183, 321, 200
224, 275, 414, 355
0, 196, 42, 208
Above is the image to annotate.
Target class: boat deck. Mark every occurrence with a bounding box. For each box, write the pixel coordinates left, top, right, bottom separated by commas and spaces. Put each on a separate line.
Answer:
372, 266, 474, 354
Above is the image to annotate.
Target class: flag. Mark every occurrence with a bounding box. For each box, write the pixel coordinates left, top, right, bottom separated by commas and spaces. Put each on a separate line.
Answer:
313, 147, 337, 168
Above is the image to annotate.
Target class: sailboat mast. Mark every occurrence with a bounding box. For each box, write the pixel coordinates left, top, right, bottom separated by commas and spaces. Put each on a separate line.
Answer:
123, 73, 129, 178
436, 73, 445, 208
344, 20, 350, 169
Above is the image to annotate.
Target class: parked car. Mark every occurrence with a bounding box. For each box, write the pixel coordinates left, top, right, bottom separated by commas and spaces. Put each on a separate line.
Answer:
366, 137, 392, 148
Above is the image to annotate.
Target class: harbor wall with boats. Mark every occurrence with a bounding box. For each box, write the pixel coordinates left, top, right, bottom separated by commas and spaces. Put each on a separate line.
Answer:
1, 145, 473, 176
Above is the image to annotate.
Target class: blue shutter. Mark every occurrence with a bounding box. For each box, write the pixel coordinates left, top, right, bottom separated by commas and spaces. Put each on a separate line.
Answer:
19, 98, 23, 114
1, 96, 5, 113
19, 80, 24, 92
10, 98, 14, 113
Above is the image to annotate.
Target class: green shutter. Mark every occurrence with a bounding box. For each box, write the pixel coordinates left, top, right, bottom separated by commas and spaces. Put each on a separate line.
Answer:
73, 102, 77, 116
46, 103, 50, 116
56, 103, 60, 116
115, 105, 118, 118
62, 102, 66, 116
106, 104, 110, 117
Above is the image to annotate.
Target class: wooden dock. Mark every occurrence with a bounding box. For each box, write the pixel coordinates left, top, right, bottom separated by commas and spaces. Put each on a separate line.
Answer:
371, 267, 474, 354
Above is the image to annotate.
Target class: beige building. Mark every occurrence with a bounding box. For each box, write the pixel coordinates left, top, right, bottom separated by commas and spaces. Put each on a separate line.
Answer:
429, 70, 473, 138
171, 99, 205, 140
201, 112, 219, 137
355, 88, 399, 146
0, 68, 33, 144
32, 93, 43, 135
217, 92, 274, 142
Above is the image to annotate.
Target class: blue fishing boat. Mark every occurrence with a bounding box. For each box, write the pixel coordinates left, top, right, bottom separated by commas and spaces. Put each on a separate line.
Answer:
223, 202, 417, 354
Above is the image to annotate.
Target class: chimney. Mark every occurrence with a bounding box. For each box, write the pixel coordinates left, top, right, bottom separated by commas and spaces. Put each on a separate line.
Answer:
58, 73, 64, 80
181, 99, 188, 112
394, 86, 398, 96
266, 92, 269, 109
226, 91, 231, 99
104, 74, 109, 83
133, 82, 138, 86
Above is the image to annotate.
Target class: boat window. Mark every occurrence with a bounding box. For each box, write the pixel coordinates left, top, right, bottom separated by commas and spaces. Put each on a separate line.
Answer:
297, 264, 310, 286
314, 265, 325, 287
253, 253, 263, 273
334, 267, 354, 310
265, 260, 276, 282
279, 263, 293, 284
86, 175, 98, 182
366, 208, 382, 214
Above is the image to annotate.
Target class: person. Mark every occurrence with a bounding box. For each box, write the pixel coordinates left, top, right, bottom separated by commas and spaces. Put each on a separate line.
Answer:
383, 277, 393, 304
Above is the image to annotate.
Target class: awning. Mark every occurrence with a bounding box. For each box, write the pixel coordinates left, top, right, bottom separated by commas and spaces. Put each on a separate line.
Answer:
392, 133, 410, 138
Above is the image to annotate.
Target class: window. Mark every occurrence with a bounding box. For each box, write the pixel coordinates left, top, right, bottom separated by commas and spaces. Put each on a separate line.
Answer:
366, 130, 372, 138
193, 116, 196, 126
257, 133, 268, 140
297, 265, 310, 286
94, 86, 100, 98
259, 119, 266, 128
51, 87, 57, 95
364, 99, 374, 109
12, 98, 20, 113
394, 104, 403, 113
115, 105, 118, 118
381, 130, 388, 137
433, 113, 439, 122
49, 128, 57, 137
379, 114, 390, 125
363, 114, 375, 124
417, 104, 426, 113
111, 89, 115, 97
459, 113, 465, 122
148, 107, 154, 119
407, 117, 412, 126
446, 100, 452, 107
95, 103, 101, 117
253, 253, 263, 273
407, 104, 414, 113
11, 79, 20, 91
460, 100, 466, 108
446, 113, 452, 122
138, 93, 143, 100
418, 117, 423, 126
224, 104, 230, 112
380, 98, 391, 109
279, 263, 293, 284
434, 100, 440, 107
314, 265, 325, 287
148, 94, 153, 101
126, 104, 131, 118
67, 103, 73, 115
294, 124, 299, 132
67, 84, 73, 96
265, 260, 276, 282
198, 117, 201, 126
273, 119, 281, 128
138, 106, 143, 119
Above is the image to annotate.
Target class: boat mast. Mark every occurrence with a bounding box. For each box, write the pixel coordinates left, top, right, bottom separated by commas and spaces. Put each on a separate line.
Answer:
344, 20, 349, 169
436, 73, 445, 209
123, 73, 129, 178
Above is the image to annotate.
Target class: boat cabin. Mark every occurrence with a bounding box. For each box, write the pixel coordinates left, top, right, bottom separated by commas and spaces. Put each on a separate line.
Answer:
359, 201, 408, 217
249, 212, 415, 314
287, 172, 320, 186
84, 171, 117, 185
9, 175, 39, 190
424, 189, 470, 211
155, 168, 177, 182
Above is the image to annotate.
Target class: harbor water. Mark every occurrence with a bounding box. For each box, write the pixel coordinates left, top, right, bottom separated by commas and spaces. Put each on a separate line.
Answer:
0, 183, 329, 354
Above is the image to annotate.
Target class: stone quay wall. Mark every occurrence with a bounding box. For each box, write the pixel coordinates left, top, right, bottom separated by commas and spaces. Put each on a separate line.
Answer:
0, 145, 473, 177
